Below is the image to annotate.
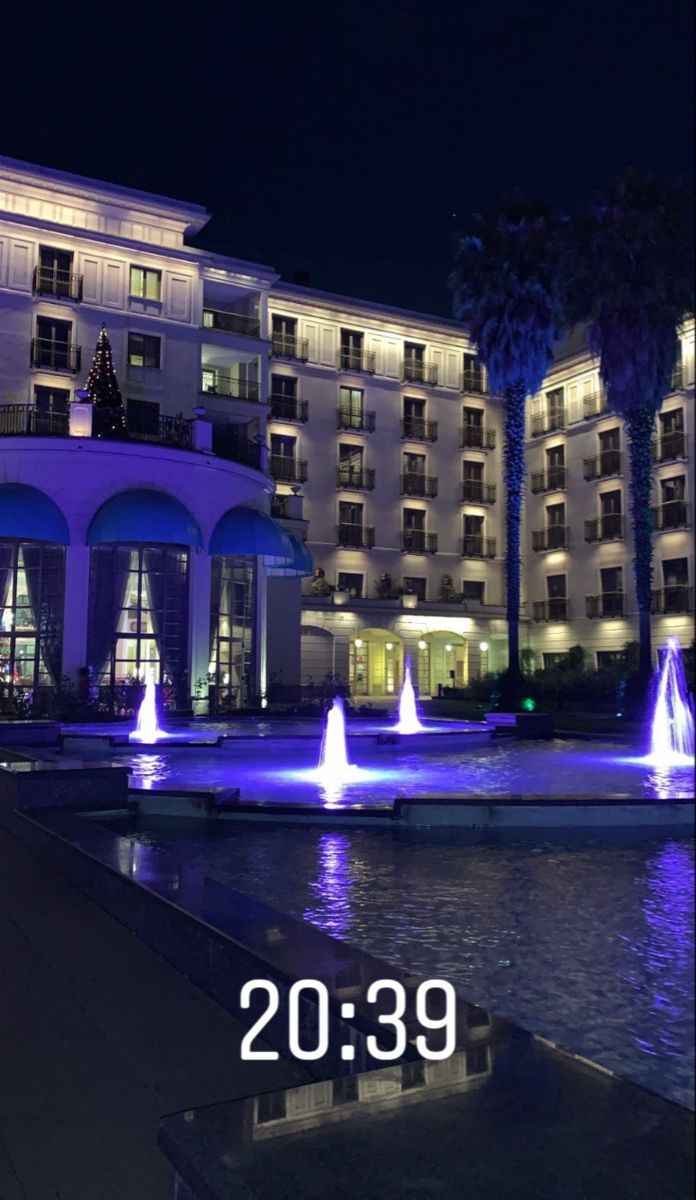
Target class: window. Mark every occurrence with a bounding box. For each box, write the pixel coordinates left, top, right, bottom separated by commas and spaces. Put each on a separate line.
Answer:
546, 387, 565, 428
546, 502, 565, 526
339, 329, 363, 369
337, 572, 363, 597
600, 489, 622, 514
464, 514, 484, 537
127, 398, 160, 436
660, 475, 686, 527
461, 580, 485, 603
34, 385, 69, 414
462, 460, 484, 502
271, 314, 298, 356
332, 1076, 359, 1106
338, 443, 365, 487
339, 386, 365, 429
37, 246, 75, 298
0, 541, 65, 692
599, 488, 623, 536
338, 501, 364, 546
660, 408, 684, 436
270, 433, 296, 459
403, 508, 425, 532
599, 427, 620, 452
661, 558, 689, 613
401, 1060, 426, 1091
256, 1091, 287, 1124
543, 652, 567, 669
600, 566, 624, 616
34, 317, 75, 370
404, 341, 426, 382
546, 574, 567, 620
663, 558, 688, 586
463, 406, 483, 427
129, 266, 162, 301
463, 352, 484, 392
127, 333, 161, 368
597, 650, 624, 669
209, 558, 255, 709
270, 374, 296, 398
403, 576, 426, 600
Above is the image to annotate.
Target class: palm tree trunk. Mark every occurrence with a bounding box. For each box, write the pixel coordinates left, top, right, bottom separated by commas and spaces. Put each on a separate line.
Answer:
626, 410, 656, 680
504, 381, 526, 676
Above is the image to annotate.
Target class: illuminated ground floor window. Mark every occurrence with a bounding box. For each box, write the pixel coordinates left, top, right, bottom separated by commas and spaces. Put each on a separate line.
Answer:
209, 557, 256, 710
88, 544, 189, 702
0, 541, 65, 694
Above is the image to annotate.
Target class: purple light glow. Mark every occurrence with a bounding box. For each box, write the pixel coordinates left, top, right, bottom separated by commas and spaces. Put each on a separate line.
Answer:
308, 696, 373, 805
395, 657, 425, 734
647, 637, 694, 768
129, 675, 166, 744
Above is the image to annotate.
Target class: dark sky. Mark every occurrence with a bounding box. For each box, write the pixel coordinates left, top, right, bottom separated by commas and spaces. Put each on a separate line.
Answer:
2, 0, 693, 316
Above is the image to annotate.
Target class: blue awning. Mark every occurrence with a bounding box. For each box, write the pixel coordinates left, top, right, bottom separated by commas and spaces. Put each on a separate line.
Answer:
87, 488, 203, 547
0, 483, 70, 544
209, 506, 294, 563
267, 530, 314, 576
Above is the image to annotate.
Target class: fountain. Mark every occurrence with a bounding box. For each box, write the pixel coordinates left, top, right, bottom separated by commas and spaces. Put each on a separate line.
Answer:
648, 637, 694, 767
129, 675, 165, 744
395, 657, 425, 734
316, 696, 354, 782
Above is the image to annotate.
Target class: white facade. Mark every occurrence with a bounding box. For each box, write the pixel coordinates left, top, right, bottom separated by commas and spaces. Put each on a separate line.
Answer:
0, 155, 693, 707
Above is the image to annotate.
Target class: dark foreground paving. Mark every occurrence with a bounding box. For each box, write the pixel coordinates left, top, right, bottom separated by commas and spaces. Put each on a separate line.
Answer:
0, 828, 306, 1200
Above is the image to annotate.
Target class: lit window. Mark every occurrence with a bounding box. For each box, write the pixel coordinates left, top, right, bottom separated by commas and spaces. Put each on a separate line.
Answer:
128, 333, 161, 369
129, 266, 162, 301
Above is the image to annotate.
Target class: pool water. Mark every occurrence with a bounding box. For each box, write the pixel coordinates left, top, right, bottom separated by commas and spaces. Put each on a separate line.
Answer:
114, 816, 695, 1108
68, 732, 694, 804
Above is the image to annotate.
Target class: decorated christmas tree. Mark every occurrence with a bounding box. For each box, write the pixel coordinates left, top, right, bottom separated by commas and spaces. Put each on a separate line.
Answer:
85, 323, 126, 435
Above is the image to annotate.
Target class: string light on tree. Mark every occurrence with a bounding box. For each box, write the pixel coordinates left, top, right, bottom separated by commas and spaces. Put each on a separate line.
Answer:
84, 323, 126, 436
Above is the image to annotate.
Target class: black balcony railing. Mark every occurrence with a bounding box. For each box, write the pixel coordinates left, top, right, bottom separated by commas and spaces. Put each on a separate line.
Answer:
585, 515, 624, 542
211, 425, 264, 471
654, 432, 686, 462
271, 334, 309, 361
652, 585, 693, 614
401, 417, 438, 442
652, 501, 688, 531
337, 349, 376, 373
336, 466, 375, 490
201, 372, 261, 402
202, 309, 261, 338
586, 592, 625, 619
531, 412, 565, 436
533, 599, 569, 622
583, 394, 606, 419
0, 403, 69, 436
30, 338, 81, 372
460, 425, 495, 450
91, 407, 193, 449
270, 495, 291, 519
270, 455, 308, 483
461, 480, 496, 505
336, 523, 375, 549
269, 395, 308, 422
461, 370, 486, 394
32, 266, 83, 301
337, 408, 376, 432
461, 535, 496, 559
530, 467, 566, 493
401, 530, 438, 554
583, 450, 622, 480
401, 474, 438, 498
532, 526, 569, 552
402, 359, 438, 385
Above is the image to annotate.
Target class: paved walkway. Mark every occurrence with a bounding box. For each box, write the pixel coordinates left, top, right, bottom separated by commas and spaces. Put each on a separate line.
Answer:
0, 827, 306, 1200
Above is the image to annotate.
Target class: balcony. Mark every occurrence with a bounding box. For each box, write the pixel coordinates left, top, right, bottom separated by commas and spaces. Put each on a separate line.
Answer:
530, 467, 566, 493
271, 334, 309, 361
202, 308, 261, 338
210, 425, 264, 471
0, 403, 69, 437
652, 585, 693, 615
585, 515, 624, 542
461, 369, 486, 395
532, 526, 569, 552
30, 338, 81, 373
583, 450, 622, 480
269, 394, 308, 422
654, 432, 686, 462
652, 501, 688, 531
337, 349, 376, 374
401, 417, 438, 442
586, 592, 625, 619
583, 394, 607, 419
336, 466, 375, 490
461, 535, 496, 559
460, 425, 495, 450
461, 480, 496, 505
401, 530, 438, 554
32, 265, 83, 302
201, 371, 261, 402
402, 359, 438, 386
270, 455, 308, 484
531, 412, 565, 437
401, 474, 438, 498
337, 408, 375, 433
93, 407, 193, 449
533, 599, 569, 622
336, 523, 375, 549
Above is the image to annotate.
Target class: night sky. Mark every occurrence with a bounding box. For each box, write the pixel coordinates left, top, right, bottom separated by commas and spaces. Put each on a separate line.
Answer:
2, 0, 693, 316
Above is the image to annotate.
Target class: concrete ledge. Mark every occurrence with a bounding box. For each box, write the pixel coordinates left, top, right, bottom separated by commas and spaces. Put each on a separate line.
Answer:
394, 795, 695, 828
0, 720, 61, 747
0, 758, 130, 813
485, 712, 554, 738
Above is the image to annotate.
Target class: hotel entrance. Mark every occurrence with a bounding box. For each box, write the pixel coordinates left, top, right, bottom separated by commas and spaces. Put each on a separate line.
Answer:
416, 632, 468, 695
349, 629, 403, 697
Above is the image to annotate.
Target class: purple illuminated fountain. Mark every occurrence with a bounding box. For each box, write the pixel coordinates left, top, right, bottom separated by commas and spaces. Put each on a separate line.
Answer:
648, 637, 694, 767
395, 657, 425, 734
129, 675, 165, 744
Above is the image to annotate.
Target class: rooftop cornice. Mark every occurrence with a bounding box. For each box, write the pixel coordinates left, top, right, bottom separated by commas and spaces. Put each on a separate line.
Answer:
271, 281, 466, 337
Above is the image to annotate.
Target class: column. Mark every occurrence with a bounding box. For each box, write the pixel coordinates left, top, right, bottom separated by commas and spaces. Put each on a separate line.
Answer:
61, 544, 91, 681
188, 549, 212, 713
255, 559, 268, 707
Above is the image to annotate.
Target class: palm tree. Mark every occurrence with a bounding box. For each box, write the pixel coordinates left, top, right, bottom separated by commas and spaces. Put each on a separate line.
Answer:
451, 196, 563, 704
564, 171, 694, 684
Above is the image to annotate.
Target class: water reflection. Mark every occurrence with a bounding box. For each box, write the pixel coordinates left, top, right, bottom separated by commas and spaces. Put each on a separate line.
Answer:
128, 753, 169, 789
303, 833, 354, 937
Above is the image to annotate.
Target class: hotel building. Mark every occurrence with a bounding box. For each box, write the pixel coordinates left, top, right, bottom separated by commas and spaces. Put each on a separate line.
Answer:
0, 156, 693, 709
